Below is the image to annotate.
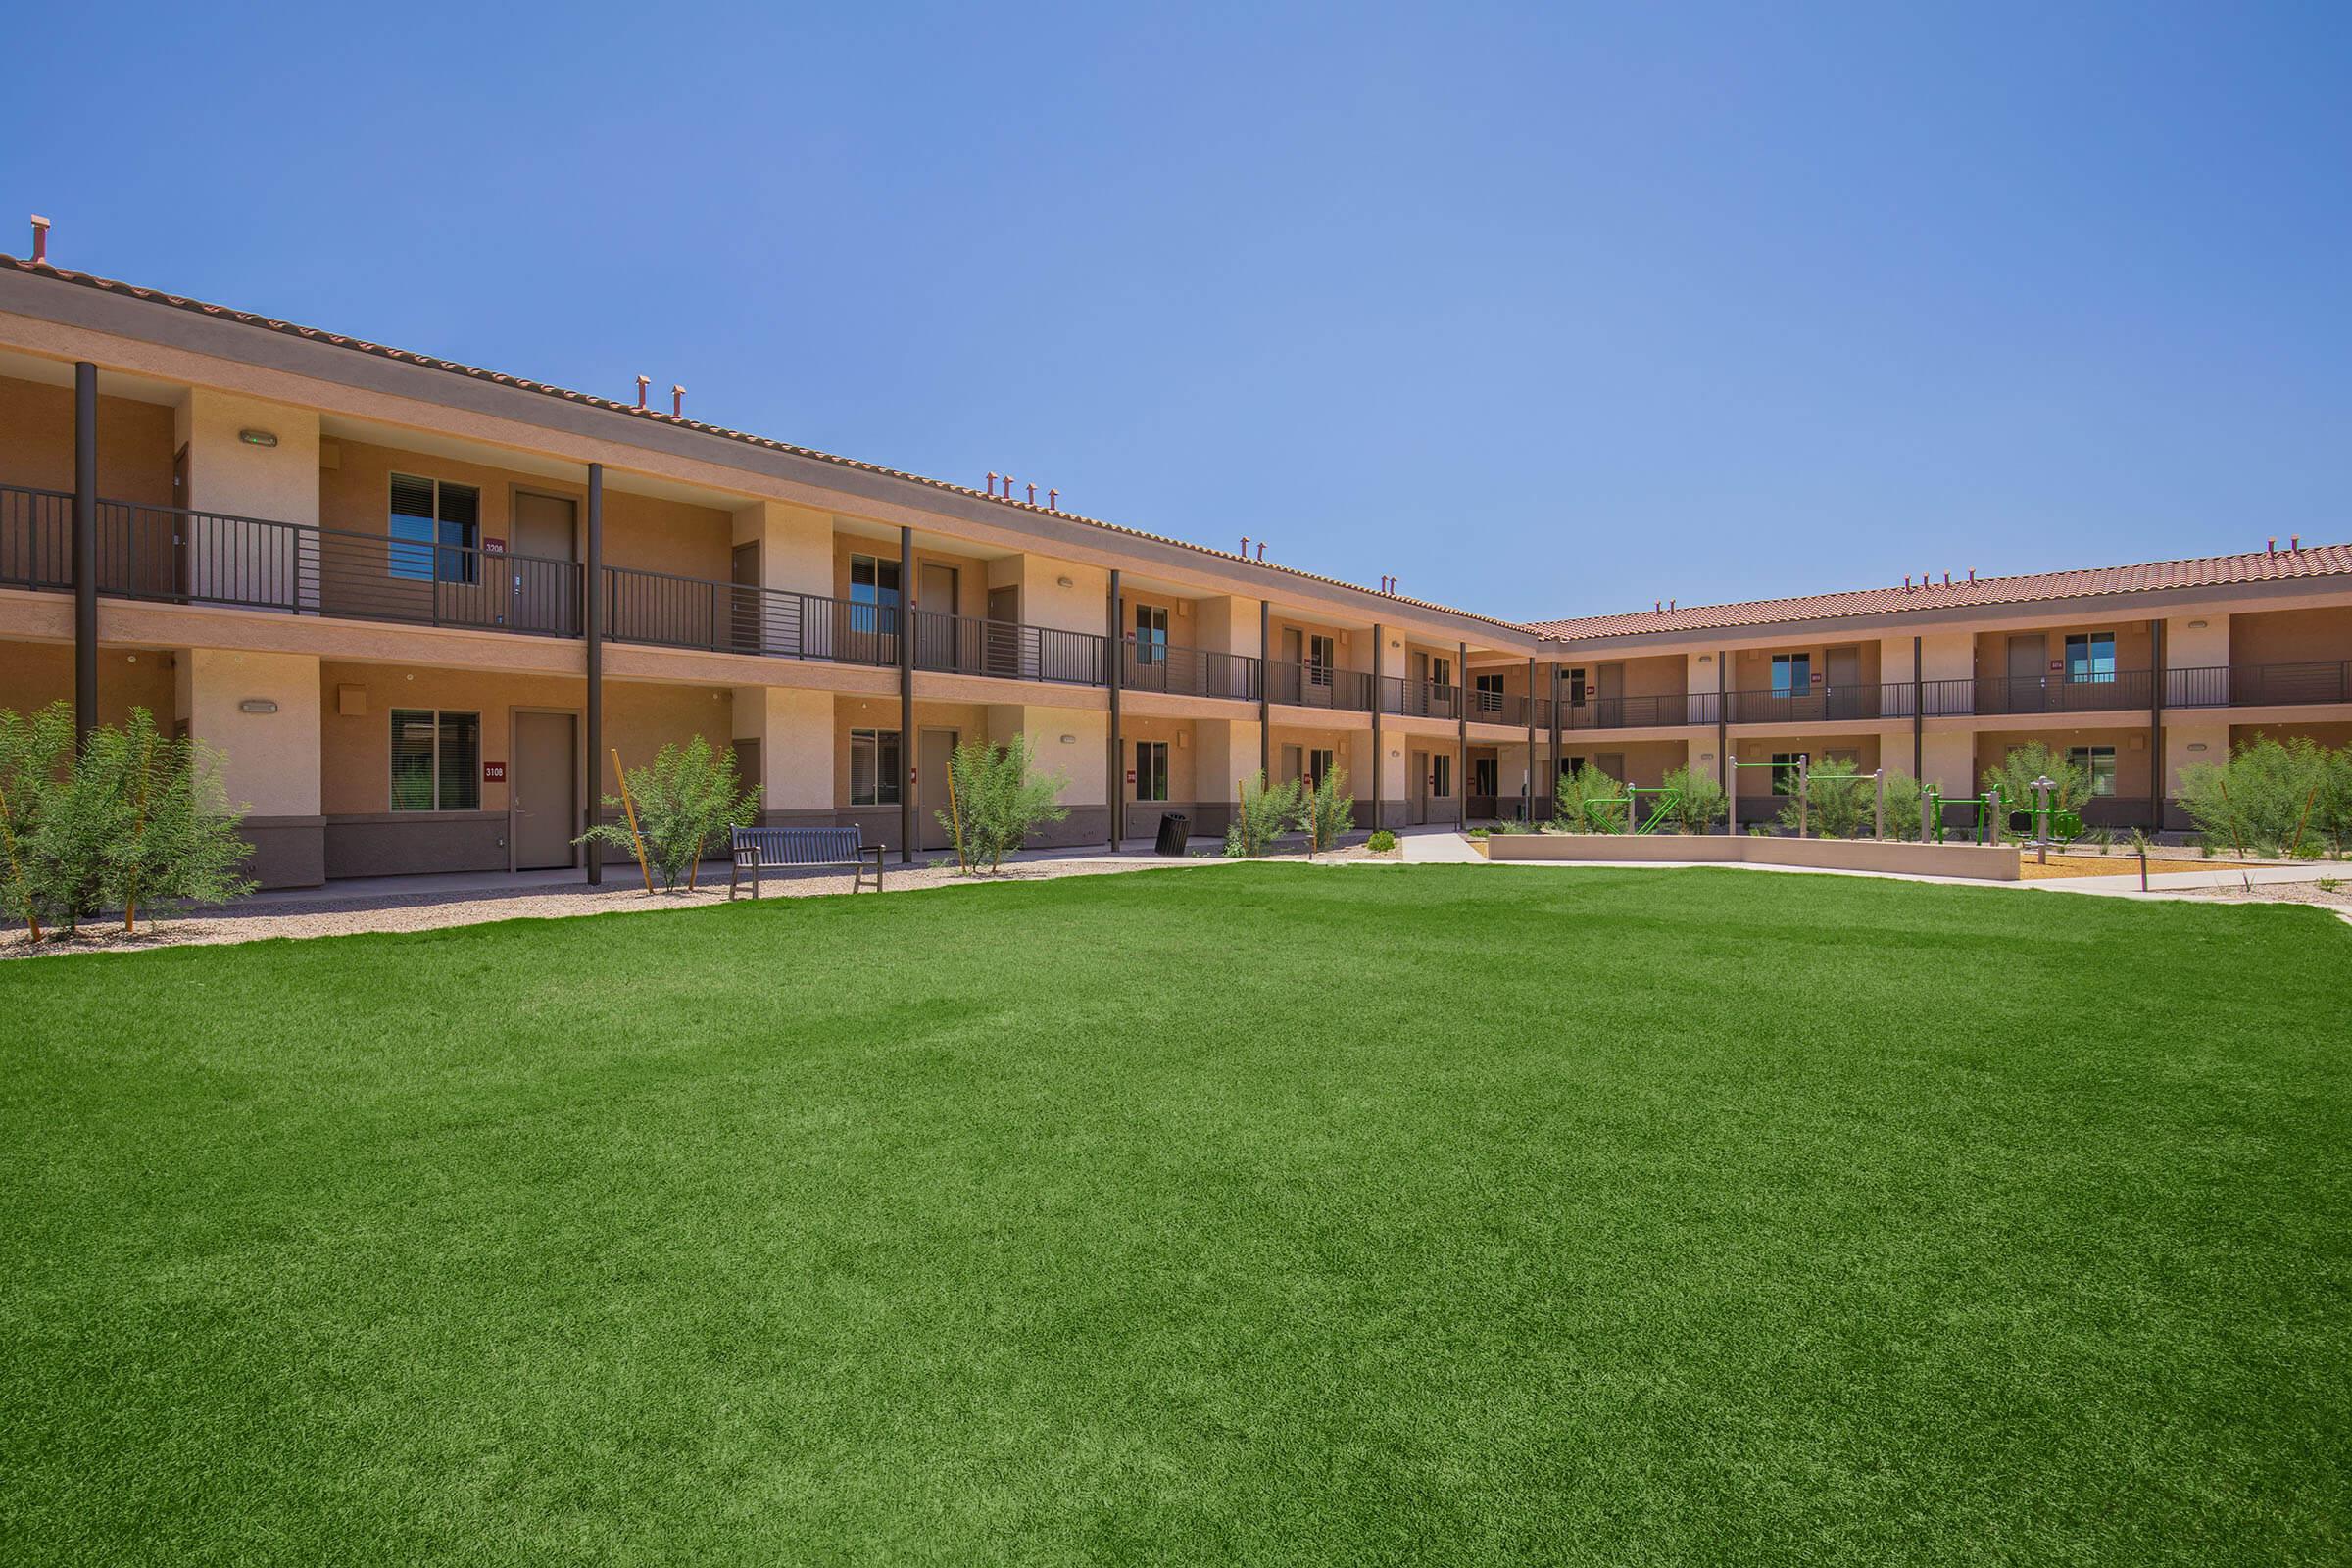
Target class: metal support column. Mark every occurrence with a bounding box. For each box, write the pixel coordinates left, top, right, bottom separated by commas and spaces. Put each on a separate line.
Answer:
1456, 640, 1468, 830
1548, 661, 1562, 820
73, 362, 97, 750
1257, 598, 1272, 783
583, 462, 604, 884
1911, 634, 1924, 780
899, 525, 915, 863
1524, 655, 1536, 821
1106, 569, 1122, 851
1370, 621, 1384, 831
2148, 616, 2166, 833
1715, 651, 1729, 829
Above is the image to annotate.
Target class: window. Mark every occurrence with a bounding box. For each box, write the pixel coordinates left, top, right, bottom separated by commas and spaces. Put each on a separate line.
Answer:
1430, 656, 1452, 689
2068, 745, 2118, 797
850, 555, 901, 635
1431, 754, 1452, 798
1771, 653, 1810, 698
1771, 751, 1809, 795
1134, 740, 1169, 801
390, 710, 480, 811
850, 728, 901, 806
1562, 755, 1585, 779
1474, 672, 1506, 713
389, 475, 480, 584
1134, 604, 1169, 664
2065, 632, 2117, 684
1307, 748, 1335, 789
1307, 633, 1336, 687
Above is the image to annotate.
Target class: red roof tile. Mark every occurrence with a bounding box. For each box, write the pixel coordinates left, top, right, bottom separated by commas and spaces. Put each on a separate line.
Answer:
1530, 544, 2352, 642
0, 256, 1533, 636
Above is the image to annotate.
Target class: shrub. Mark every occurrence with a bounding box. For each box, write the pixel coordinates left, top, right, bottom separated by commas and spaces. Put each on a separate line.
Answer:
1658, 765, 1727, 835
1366, 828, 1397, 854
1549, 766, 1627, 833
1296, 766, 1355, 857
1983, 743, 2091, 833
935, 733, 1068, 874
1776, 756, 1873, 838
1882, 770, 1925, 841
0, 702, 253, 937
1225, 771, 1301, 858
578, 734, 760, 890
2178, 735, 2349, 858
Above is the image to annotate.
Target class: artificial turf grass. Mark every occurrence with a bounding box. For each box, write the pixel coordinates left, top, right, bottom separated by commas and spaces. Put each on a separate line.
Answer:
1, 865, 2346, 1566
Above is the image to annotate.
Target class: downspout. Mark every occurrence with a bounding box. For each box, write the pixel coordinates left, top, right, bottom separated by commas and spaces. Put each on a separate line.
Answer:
583, 462, 604, 884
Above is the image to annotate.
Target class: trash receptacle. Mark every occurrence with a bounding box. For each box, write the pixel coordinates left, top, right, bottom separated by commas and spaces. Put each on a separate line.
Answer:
1153, 812, 1189, 856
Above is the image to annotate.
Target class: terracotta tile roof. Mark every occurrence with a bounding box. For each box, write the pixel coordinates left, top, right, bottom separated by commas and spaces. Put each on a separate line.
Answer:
0, 255, 1533, 637
1529, 543, 2352, 642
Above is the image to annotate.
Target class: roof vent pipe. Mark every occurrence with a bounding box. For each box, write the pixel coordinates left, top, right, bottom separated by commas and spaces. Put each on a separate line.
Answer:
28, 215, 49, 266
1943, 571, 1950, 585
1904, 575, 1912, 590
2268, 537, 2277, 554
1241, 536, 1250, 558
987, 472, 999, 495
1048, 488, 1058, 512
1968, 568, 1976, 581
1027, 482, 1037, 505
1256, 543, 1265, 562
671, 385, 685, 417
2290, 534, 2301, 551
635, 375, 650, 410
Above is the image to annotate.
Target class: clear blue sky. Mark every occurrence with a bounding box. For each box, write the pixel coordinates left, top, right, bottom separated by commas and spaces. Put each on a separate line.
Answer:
6, 3, 2346, 622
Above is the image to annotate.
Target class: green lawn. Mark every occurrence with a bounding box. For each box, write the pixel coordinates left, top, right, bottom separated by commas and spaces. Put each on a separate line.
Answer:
4, 865, 2348, 1566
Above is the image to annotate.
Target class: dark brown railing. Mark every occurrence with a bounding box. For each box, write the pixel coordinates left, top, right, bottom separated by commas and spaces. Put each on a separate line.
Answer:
1560, 692, 1720, 729
1270, 662, 1377, 711
604, 565, 897, 664
0, 485, 72, 591
1921, 670, 2154, 716
2167, 662, 2352, 709
908, 609, 1105, 685
1725, 682, 1913, 724
1379, 675, 1464, 719
1121, 639, 1259, 701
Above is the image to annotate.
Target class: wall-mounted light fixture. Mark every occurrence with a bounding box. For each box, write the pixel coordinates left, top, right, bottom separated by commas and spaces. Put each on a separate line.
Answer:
2187, 619, 2208, 629
238, 699, 278, 714
237, 428, 278, 448
1059, 734, 1076, 745
2188, 742, 2209, 753
1055, 575, 1074, 589
1698, 654, 1714, 663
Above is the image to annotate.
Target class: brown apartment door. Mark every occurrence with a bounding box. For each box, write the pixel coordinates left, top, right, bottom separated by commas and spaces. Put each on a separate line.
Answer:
1410, 749, 1430, 824
511, 492, 577, 636
513, 711, 577, 870
918, 728, 958, 850
1826, 645, 1861, 718
986, 585, 1021, 677
729, 542, 762, 653
2006, 634, 2047, 713
918, 564, 960, 670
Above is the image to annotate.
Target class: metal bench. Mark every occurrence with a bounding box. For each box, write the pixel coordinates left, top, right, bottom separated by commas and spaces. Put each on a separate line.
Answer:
728, 826, 883, 898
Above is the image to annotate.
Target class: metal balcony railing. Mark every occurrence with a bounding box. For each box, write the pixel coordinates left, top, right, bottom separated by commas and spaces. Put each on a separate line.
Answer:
1919, 670, 2154, 717
1120, 639, 1260, 701
2166, 662, 2352, 709
604, 565, 897, 665
1379, 675, 1463, 719
1559, 692, 1720, 729
908, 609, 1105, 685
1269, 662, 1376, 711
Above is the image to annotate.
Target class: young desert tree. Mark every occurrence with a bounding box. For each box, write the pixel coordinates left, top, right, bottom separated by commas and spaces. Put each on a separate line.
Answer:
578, 735, 760, 891
0, 702, 74, 939
938, 733, 1068, 874
1549, 764, 1628, 834
1658, 764, 1727, 835
1983, 743, 2091, 831
2178, 735, 2350, 858
1296, 766, 1355, 857
0, 703, 252, 938
1777, 756, 1875, 839
1226, 770, 1302, 858
89, 708, 254, 930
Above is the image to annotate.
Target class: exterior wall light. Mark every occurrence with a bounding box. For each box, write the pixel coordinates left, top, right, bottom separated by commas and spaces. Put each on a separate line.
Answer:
1056, 575, 1074, 588
1059, 734, 1076, 744
238, 699, 279, 714
237, 428, 278, 448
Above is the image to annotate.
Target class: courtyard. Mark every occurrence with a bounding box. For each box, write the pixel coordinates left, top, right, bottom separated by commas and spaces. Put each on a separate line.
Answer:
3, 864, 2347, 1565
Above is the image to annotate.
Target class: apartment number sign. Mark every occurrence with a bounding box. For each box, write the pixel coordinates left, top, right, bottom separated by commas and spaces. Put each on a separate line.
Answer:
483, 761, 507, 782
482, 537, 508, 556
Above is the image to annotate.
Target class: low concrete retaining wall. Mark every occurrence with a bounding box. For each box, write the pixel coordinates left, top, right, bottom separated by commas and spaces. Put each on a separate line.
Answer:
1484, 832, 2022, 881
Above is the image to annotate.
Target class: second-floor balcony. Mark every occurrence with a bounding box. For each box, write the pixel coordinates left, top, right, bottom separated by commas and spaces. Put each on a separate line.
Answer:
1120, 638, 1260, 702
0, 487, 1114, 687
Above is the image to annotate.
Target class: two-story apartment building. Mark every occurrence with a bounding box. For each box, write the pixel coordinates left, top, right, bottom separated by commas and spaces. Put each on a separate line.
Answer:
2, 252, 2346, 887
